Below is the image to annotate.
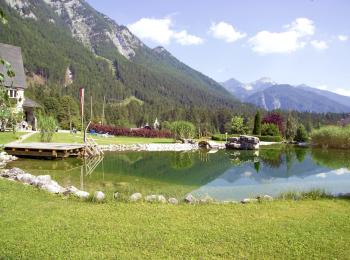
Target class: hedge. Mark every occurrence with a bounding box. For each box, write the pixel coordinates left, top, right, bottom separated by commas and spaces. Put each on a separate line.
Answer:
89, 124, 173, 138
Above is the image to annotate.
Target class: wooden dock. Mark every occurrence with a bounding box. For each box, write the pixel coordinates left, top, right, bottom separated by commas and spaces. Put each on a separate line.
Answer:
4, 143, 87, 159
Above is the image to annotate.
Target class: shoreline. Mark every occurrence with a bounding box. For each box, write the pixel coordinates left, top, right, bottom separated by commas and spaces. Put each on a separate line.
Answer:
98, 141, 279, 152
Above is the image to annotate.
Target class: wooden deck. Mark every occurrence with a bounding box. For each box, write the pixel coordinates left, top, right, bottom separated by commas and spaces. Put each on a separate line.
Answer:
4, 143, 86, 159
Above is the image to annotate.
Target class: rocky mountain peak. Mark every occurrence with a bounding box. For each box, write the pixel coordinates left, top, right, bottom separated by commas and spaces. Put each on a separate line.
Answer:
6, 0, 142, 60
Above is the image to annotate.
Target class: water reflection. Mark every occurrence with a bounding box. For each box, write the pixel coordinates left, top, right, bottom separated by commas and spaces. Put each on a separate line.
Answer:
7, 146, 350, 201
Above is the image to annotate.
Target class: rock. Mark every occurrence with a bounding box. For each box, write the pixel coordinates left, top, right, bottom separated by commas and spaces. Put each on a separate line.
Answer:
130, 193, 142, 202
200, 194, 214, 204
256, 194, 274, 201
145, 195, 157, 202
157, 195, 167, 203
263, 195, 273, 201
226, 135, 260, 150
32, 175, 52, 187
94, 191, 105, 202
63, 186, 79, 196
1, 168, 25, 178
16, 173, 36, 184
241, 198, 258, 204
184, 194, 197, 204
74, 190, 90, 199
168, 198, 178, 205
41, 183, 64, 194
113, 192, 119, 199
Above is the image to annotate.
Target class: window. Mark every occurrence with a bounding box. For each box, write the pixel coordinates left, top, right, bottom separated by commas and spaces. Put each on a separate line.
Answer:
8, 89, 17, 98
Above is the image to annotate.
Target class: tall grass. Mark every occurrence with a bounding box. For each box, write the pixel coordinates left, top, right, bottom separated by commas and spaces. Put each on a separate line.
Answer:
278, 189, 332, 200
311, 125, 350, 149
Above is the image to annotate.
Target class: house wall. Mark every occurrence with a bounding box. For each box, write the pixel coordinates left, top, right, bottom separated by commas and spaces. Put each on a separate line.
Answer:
7, 88, 24, 112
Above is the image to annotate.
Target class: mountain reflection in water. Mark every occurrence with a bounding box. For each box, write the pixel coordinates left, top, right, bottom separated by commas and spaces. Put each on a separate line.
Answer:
7, 146, 350, 201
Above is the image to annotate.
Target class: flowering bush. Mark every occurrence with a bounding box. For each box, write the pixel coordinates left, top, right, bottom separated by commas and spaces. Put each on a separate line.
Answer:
262, 112, 285, 135
89, 124, 173, 138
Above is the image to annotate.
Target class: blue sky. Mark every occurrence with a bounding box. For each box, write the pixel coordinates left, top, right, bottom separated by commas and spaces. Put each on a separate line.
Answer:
86, 0, 350, 96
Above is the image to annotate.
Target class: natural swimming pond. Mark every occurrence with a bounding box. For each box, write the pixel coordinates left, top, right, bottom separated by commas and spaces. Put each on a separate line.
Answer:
7, 146, 350, 201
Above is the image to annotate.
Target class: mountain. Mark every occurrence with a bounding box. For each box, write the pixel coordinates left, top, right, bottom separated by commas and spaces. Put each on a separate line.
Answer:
221, 77, 276, 100
0, 0, 251, 131
298, 85, 350, 108
222, 78, 350, 113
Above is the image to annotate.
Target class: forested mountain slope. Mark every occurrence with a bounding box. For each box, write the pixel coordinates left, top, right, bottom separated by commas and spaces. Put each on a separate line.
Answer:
0, 0, 253, 132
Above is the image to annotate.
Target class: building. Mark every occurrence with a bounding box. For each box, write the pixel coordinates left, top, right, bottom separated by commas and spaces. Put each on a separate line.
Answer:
0, 43, 39, 130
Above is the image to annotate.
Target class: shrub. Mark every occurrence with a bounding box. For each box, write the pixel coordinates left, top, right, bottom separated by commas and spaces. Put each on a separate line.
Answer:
261, 123, 281, 137
311, 125, 350, 149
256, 135, 283, 142
38, 114, 57, 142
211, 134, 237, 141
295, 125, 308, 142
230, 116, 246, 134
262, 112, 284, 134
170, 121, 195, 140
89, 124, 173, 138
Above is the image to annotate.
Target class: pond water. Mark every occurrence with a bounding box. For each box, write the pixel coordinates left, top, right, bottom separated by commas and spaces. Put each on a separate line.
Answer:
7, 146, 350, 201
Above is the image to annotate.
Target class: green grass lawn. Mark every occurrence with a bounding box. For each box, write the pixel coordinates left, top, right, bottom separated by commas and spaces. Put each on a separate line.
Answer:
0, 132, 26, 145
0, 179, 349, 259
23, 132, 174, 145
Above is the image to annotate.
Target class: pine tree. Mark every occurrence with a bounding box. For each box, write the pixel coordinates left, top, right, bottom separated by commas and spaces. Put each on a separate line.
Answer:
252, 111, 261, 135
285, 113, 297, 141
295, 124, 308, 142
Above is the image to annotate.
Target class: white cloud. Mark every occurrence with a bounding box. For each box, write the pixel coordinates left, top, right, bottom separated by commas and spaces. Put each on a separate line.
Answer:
316, 85, 350, 97
316, 85, 328, 90
334, 88, 350, 97
128, 17, 203, 46
173, 30, 204, 45
311, 40, 328, 50
249, 18, 315, 54
338, 35, 348, 42
209, 21, 246, 43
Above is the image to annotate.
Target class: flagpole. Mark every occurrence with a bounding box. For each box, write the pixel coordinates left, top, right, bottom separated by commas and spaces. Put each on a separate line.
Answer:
80, 87, 85, 143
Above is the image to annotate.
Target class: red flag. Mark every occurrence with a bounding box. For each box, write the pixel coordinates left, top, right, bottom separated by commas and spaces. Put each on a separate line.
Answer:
79, 87, 85, 117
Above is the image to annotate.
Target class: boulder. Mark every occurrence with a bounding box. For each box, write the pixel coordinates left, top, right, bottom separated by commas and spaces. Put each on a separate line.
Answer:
32, 175, 52, 187
157, 195, 167, 203
113, 192, 119, 199
168, 198, 178, 205
94, 191, 105, 202
226, 135, 260, 150
63, 186, 79, 196
184, 194, 197, 204
130, 193, 142, 202
1, 168, 25, 178
41, 183, 64, 194
241, 198, 258, 204
145, 195, 157, 202
74, 190, 90, 199
200, 194, 214, 204
16, 173, 36, 184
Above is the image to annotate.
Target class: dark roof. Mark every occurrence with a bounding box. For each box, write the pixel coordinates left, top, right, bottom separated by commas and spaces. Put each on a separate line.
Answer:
0, 43, 26, 89
23, 98, 41, 108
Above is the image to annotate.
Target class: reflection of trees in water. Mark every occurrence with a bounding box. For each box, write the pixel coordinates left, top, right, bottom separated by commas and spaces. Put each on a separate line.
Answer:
311, 149, 350, 170
171, 152, 195, 170
295, 148, 308, 162
229, 146, 311, 170
260, 148, 283, 168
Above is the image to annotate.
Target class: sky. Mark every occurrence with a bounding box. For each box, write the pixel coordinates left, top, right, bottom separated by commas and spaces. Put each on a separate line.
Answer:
86, 0, 350, 96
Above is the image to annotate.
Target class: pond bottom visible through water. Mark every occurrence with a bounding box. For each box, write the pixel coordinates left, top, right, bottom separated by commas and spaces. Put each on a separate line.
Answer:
6, 146, 350, 201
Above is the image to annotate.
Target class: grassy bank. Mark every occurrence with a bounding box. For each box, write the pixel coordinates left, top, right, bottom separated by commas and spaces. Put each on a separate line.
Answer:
0, 179, 349, 259
23, 132, 174, 145
0, 132, 26, 145
311, 125, 350, 149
